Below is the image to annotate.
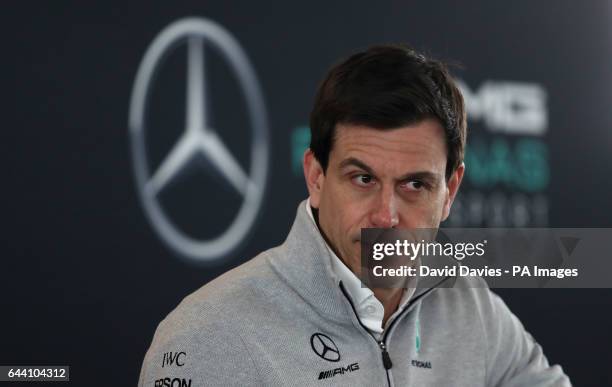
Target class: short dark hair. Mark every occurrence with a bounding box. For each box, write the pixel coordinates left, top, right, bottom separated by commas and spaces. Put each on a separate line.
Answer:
309, 44, 466, 180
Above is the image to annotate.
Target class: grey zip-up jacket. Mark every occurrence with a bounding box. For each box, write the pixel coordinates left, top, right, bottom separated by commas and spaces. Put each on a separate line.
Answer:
139, 201, 571, 386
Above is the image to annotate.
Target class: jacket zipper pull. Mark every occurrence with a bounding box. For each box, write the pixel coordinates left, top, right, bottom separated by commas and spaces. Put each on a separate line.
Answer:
379, 341, 393, 370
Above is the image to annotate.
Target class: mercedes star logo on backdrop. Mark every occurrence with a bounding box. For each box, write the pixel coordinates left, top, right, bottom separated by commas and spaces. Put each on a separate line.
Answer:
129, 17, 270, 263
310, 333, 341, 362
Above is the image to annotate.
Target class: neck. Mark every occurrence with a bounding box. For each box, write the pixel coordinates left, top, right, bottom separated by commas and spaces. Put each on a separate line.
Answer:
373, 287, 404, 326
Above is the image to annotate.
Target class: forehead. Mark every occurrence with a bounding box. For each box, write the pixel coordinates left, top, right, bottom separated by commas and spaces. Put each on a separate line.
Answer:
331, 119, 447, 174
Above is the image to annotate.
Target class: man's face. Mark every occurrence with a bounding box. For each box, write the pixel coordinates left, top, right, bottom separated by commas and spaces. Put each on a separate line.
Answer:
304, 119, 464, 272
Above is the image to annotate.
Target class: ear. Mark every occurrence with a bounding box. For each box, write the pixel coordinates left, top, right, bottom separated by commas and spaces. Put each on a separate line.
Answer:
303, 149, 325, 208
441, 162, 465, 221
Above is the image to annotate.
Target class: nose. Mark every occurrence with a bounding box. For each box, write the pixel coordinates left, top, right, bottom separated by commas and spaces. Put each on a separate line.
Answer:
369, 187, 399, 228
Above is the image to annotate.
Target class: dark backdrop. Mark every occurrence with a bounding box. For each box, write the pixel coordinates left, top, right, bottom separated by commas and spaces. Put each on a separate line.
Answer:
2, 1, 612, 385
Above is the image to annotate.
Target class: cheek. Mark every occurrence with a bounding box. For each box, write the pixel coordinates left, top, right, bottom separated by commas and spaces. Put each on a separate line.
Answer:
332, 203, 365, 239
428, 191, 448, 224
400, 192, 447, 226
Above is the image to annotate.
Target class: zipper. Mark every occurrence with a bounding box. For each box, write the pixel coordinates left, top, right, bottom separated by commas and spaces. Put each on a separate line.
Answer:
339, 277, 451, 386
380, 275, 453, 343
379, 341, 393, 369
339, 282, 398, 386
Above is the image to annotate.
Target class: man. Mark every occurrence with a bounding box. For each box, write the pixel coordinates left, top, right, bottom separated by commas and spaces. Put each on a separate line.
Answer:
139, 45, 570, 386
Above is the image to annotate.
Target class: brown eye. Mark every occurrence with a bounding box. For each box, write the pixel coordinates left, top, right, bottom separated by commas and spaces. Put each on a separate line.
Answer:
352, 174, 375, 187
402, 180, 425, 191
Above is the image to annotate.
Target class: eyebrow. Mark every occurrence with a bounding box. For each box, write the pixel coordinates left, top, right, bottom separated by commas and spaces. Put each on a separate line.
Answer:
338, 157, 375, 175
338, 157, 441, 184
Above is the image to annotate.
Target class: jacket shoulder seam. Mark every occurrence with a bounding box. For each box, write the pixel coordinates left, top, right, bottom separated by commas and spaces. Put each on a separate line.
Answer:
235, 326, 264, 385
